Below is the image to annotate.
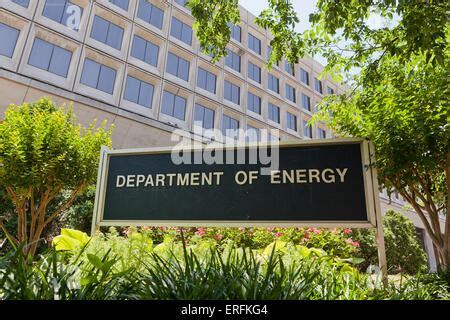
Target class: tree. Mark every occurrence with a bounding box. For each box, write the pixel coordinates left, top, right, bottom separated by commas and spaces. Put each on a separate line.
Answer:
187, 0, 449, 270
0, 98, 112, 257
312, 53, 449, 269
354, 211, 428, 274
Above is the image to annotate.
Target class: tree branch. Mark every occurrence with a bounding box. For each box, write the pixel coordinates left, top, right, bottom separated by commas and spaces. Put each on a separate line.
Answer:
43, 184, 85, 227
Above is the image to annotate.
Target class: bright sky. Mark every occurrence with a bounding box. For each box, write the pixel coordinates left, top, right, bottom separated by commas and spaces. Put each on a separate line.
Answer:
238, 0, 318, 32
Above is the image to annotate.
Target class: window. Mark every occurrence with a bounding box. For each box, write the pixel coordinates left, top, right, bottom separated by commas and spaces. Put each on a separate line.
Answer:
12, 0, 29, 7
314, 77, 323, 94
0, 23, 20, 58
248, 33, 261, 55
222, 115, 239, 140
247, 62, 261, 83
91, 15, 124, 50
327, 86, 334, 95
227, 22, 241, 42
224, 80, 240, 105
194, 104, 215, 129
28, 38, 72, 77
285, 61, 295, 76
268, 73, 279, 94
166, 52, 190, 81
267, 46, 279, 66
301, 93, 311, 111
300, 68, 309, 86
161, 91, 186, 120
197, 67, 216, 93
123, 75, 154, 108
225, 48, 240, 72
109, 0, 129, 11
247, 92, 261, 114
268, 103, 280, 123
131, 35, 159, 66
303, 120, 312, 138
287, 112, 297, 131
175, 0, 188, 6
43, 0, 83, 29
170, 17, 192, 45
246, 125, 260, 142
317, 128, 327, 139
80, 58, 116, 94
285, 84, 296, 103
137, 0, 164, 29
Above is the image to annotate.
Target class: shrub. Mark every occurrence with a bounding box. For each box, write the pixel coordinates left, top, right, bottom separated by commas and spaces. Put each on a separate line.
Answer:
0, 98, 112, 257
353, 210, 429, 274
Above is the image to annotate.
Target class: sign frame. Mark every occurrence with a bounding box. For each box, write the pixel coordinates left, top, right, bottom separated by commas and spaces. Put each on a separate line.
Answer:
91, 138, 380, 232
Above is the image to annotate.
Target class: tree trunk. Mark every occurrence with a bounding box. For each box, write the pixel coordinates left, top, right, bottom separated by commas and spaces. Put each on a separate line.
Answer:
443, 151, 450, 270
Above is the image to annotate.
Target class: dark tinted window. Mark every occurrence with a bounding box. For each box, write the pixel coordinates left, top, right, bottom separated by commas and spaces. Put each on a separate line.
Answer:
166, 52, 190, 81
225, 48, 240, 72
300, 68, 309, 85
137, 0, 164, 29
268, 103, 280, 123
222, 115, 239, 140
301, 93, 311, 111
28, 38, 72, 77
268, 73, 279, 93
131, 35, 159, 66
43, 0, 82, 29
285, 61, 295, 76
317, 127, 327, 139
170, 17, 192, 45
247, 92, 261, 114
0, 23, 19, 58
109, 0, 129, 11
287, 112, 297, 131
124, 75, 154, 108
248, 33, 261, 55
224, 80, 240, 105
285, 84, 296, 103
197, 67, 216, 93
12, 0, 29, 7
248, 62, 261, 83
161, 91, 186, 120
303, 119, 312, 138
327, 86, 334, 95
194, 104, 215, 129
80, 58, 116, 94
227, 22, 241, 42
91, 15, 124, 50
314, 77, 323, 94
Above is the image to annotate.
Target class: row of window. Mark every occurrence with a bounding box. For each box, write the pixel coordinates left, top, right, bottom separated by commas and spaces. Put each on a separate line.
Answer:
9, 0, 337, 96
1, 23, 319, 115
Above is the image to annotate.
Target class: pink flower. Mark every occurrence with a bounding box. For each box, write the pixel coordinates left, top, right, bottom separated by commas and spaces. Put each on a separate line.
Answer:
195, 227, 206, 236
344, 228, 353, 234
274, 232, 283, 238
159, 226, 166, 231
346, 238, 360, 247
214, 234, 223, 240
313, 229, 322, 234
239, 227, 245, 232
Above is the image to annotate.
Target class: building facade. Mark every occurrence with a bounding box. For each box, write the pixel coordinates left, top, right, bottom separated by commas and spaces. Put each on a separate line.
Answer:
0, 0, 442, 269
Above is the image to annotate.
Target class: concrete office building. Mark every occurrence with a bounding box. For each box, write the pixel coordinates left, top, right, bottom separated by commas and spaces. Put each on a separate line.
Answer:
0, 0, 443, 269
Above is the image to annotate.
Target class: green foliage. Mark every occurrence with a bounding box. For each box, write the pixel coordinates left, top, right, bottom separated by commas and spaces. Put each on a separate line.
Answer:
0, 97, 113, 256
0, 97, 112, 191
383, 211, 428, 274
62, 185, 96, 234
353, 211, 429, 275
1, 231, 448, 300
188, 0, 240, 63
52, 228, 91, 252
